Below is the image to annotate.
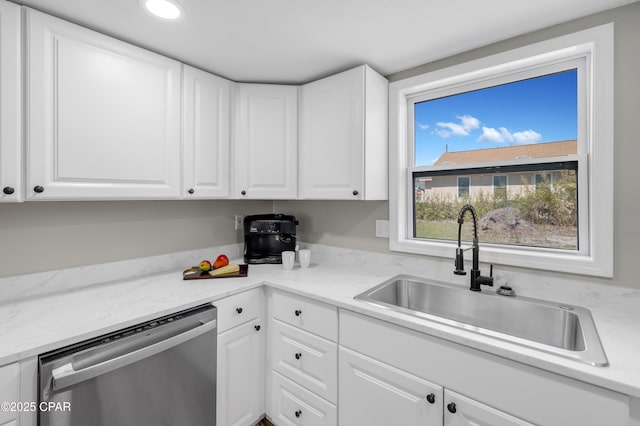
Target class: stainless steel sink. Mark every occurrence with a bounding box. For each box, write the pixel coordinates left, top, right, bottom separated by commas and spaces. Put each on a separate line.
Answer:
354, 275, 608, 366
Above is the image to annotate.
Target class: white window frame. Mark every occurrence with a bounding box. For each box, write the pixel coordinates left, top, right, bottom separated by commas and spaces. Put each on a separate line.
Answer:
389, 24, 614, 277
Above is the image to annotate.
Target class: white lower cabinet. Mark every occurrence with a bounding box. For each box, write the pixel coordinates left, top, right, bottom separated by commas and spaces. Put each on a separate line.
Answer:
216, 289, 265, 426
267, 290, 337, 426
0, 362, 19, 425
444, 390, 533, 426
339, 346, 443, 426
339, 309, 629, 426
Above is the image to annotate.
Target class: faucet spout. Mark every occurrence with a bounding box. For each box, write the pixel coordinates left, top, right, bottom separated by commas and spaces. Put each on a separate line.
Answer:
454, 204, 494, 291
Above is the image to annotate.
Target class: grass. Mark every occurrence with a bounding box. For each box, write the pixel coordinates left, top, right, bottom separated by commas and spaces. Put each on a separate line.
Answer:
415, 220, 577, 250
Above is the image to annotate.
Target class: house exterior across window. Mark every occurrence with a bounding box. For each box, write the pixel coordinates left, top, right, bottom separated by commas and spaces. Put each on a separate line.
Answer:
419, 140, 576, 200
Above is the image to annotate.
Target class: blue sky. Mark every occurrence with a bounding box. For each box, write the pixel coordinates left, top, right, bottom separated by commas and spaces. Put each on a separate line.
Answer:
414, 69, 578, 166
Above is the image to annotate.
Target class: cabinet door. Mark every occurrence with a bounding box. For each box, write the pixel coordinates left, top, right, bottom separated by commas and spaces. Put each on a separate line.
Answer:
234, 84, 298, 199
339, 347, 443, 426
0, 1, 21, 203
217, 320, 265, 426
27, 9, 181, 200
182, 66, 231, 199
444, 390, 535, 426
0, 362, 19, 424
300, 66, 364, 199
300, 65, 388, 200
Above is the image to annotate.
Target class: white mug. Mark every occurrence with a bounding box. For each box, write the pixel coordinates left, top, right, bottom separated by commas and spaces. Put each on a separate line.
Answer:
282, 251, 295, 270
298, 249, 311, 268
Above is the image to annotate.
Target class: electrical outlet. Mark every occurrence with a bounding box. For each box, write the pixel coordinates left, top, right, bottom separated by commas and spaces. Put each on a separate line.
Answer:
234, 215, 244, 231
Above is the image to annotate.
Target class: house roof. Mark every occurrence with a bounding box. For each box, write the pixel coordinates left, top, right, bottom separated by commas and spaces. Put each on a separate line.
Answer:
433, 140, 577, 166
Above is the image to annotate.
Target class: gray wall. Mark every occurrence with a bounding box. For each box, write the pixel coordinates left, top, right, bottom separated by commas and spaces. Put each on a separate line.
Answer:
273, 200, 389, 253
2, 2, 638, 289
0, 200, 271, 276
281, 2, 640, 289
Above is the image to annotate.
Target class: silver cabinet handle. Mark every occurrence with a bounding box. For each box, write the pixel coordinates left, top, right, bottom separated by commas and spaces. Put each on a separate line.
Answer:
51, 318, 216, 391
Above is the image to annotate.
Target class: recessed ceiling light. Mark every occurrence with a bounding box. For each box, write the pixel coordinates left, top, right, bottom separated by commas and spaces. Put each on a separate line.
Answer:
142, 0, 182, 20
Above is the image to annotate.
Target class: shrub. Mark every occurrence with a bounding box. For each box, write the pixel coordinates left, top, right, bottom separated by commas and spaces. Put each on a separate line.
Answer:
415, 171, 577, 227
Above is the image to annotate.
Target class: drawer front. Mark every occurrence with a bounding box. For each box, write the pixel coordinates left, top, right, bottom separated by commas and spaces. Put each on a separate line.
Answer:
216, 287, 264, 333
271, 371, 337, 426
272, 319, 337, 403
272, 290, 337, 341
0, 362, 19, 424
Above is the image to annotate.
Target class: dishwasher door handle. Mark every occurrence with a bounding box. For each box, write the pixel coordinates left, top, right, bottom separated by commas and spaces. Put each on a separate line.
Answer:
51, 318, 216, 391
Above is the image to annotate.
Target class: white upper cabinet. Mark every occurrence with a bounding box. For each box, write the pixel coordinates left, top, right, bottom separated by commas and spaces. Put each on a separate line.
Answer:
182, 65, 231, 199
233, 84, 298, 199
0, 1, 21, 203
26, 9, 182, 200
299, 65, 388, 200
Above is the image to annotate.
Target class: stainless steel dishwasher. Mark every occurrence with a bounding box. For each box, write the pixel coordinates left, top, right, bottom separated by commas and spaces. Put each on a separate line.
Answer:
38, 303, 217, 426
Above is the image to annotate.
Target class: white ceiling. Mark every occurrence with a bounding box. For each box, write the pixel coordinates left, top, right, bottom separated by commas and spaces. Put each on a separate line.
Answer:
12, 0, 638, 83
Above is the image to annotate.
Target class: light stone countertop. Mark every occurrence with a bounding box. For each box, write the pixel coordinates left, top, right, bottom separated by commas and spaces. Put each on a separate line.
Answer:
1, 243, 639, 399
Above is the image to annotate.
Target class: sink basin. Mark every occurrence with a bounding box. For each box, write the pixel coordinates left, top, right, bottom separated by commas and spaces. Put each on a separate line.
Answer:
354, 275, 608, 366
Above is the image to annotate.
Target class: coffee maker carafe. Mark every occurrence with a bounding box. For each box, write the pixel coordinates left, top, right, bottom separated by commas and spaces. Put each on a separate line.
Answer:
243, 214, 298, 264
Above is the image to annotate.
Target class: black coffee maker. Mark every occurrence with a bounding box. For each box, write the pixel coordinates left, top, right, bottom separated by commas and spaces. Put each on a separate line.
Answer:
243, 214, 298, 264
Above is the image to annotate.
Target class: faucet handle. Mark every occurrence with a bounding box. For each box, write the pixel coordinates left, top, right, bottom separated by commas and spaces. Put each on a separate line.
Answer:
477, 264, 494, 287
454, 248, 466, 275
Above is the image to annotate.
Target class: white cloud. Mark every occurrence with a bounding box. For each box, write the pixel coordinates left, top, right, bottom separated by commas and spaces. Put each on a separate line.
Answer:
435, 114, 480, 138
416, 122, 429, 130
460, 115, 480, 130
479, 127, 542, 145
512, 130, 542, 144
479, 127, 505, 142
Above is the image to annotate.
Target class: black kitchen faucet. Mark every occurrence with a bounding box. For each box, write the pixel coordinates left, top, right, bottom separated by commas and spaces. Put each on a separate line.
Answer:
454, 204, 494, 291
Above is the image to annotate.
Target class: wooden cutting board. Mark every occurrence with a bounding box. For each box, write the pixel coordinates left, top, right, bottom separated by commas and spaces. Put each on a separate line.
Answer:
182, 264, 248, 280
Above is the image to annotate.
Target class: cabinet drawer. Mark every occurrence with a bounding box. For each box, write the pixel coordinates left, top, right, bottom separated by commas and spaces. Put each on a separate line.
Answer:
271, 371, 337, 426
272, 291, 337, 341
271, 319, 337, 404
0, 362, 19, 424
215, 287, 264, 333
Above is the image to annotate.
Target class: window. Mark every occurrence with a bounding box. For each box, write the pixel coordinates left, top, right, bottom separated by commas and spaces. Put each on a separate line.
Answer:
457, 176, 470, 198
389, 24, 614, 277
492, 175, 508, 199
413, 161, 578, 249
535, 172, 553, 190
